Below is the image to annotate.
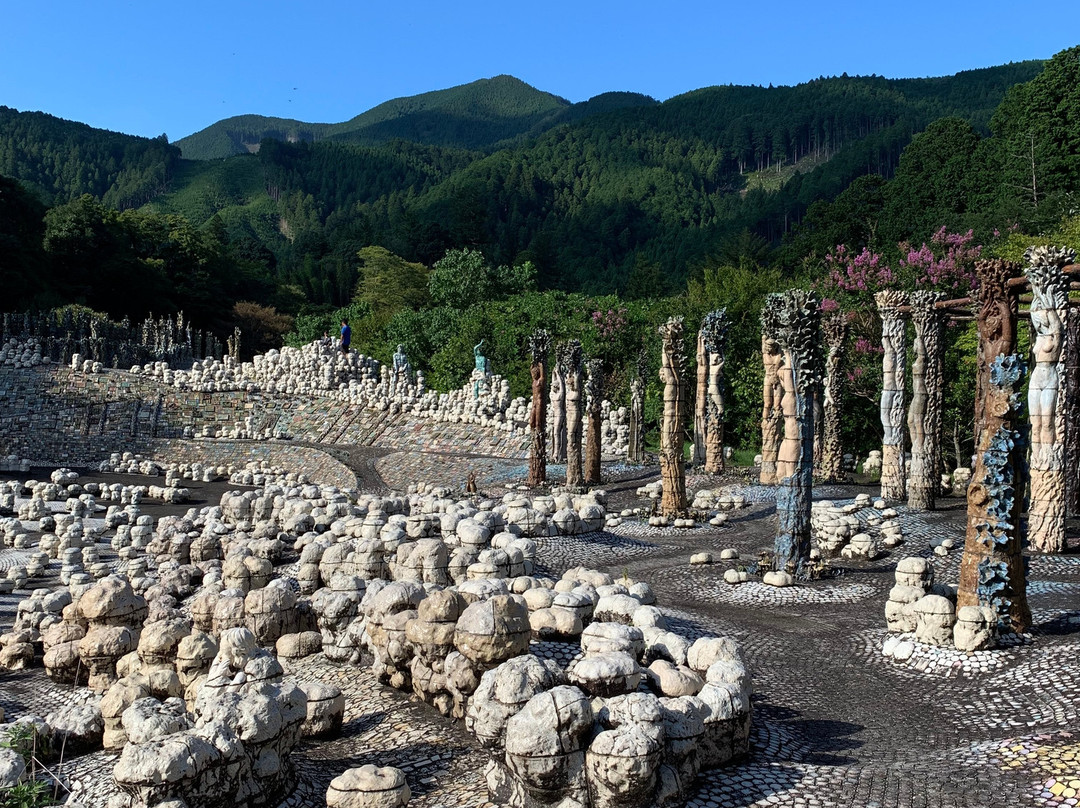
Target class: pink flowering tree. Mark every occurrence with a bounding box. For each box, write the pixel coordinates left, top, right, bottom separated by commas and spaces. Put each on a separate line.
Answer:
811, 228, 984, 460
898, 227, 982, 296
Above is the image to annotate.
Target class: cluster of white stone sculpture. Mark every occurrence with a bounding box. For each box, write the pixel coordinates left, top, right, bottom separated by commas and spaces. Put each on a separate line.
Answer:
884, 557, 996, 653
82, 339, 631, 454
473, 623, 752, 808
0, 464, 750, 808
0, 338, 46, 369
811, 495, 905, 559
635, 482, 751, 528
0, 455, 30, 473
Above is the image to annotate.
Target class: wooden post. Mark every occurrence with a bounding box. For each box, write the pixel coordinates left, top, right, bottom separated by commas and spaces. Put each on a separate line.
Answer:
908, 291, 945, 511
527, 329, 549, 487
820, 312, 849, 482
773, 291, 822, 570
584, 359, 604, 485
957, 259, 1031, 634
659, 317, 687, 517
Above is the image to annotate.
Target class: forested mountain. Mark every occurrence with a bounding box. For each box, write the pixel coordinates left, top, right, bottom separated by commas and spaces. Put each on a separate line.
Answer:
175, 75, 658, 159
155, 60, 1042, 293
0, 54, 1067, 323
0, 106, 179, 208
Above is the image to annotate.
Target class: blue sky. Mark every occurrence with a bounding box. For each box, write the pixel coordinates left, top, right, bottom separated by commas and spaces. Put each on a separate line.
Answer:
3, 0, 1078, 141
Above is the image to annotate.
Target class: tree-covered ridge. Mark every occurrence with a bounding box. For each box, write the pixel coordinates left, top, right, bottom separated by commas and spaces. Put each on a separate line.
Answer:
182, 60, 1038, 294
0, 106, 179, 209
175, 75, 609, 159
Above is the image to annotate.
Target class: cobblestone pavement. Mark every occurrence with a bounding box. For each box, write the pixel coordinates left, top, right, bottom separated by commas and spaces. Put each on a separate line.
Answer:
3, 461, 1080, 808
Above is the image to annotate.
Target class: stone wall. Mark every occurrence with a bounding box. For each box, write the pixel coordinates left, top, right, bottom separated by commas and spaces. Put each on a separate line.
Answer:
0, 364, 533, 470
0, 341, 632, 477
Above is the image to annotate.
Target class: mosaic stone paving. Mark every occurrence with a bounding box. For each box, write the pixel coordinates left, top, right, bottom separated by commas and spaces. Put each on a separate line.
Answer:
3, 459, 1080, 808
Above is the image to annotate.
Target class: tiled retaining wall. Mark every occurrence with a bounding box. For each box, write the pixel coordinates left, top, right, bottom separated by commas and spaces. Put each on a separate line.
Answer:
0, 365, 529, 469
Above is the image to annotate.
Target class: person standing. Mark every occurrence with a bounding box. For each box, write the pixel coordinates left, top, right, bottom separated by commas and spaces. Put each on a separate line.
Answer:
339, 319, 351, 354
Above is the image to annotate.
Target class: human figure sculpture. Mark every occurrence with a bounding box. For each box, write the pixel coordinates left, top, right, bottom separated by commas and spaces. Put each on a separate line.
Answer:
473, 340, 489, 374
563, 341, 584, 489
876, 290, 909, 501
659, 317, 688, 516
392, 344, 412, 380
701, 309, 728, 474
472, 340, 490, 399
549, 355, 567, 464
908, 292, 945, 511
1024, 246, 1073, 553
820, 312, 849, 482
1030, 305, 1063, 448
773, 291, 822, 570
957, 258, 1031, 634
527, 329, 549, 487
759, 305, 784, 485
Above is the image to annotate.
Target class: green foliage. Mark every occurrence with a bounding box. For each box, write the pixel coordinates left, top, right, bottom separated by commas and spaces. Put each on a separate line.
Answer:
990, 46, 1080, 229
0, 175, 49, 307
0, 779, 54, 808
283, 301, 372, 348
231, 302, 294, 356
0, 723, 55, 808
355, 246, 430, 316
992, 214, 1080, 261
880, 118, 993, 243
427, 248, 535, 310
0, 106, 178, 208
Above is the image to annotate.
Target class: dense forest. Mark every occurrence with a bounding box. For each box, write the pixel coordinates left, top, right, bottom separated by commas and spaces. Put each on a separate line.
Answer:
2, 48, 1079, 457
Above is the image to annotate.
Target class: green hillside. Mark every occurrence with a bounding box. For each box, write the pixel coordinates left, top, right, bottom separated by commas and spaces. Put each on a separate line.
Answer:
175, 75, 627, 159
0, 106, 179, 208
0, 57, 1059, 315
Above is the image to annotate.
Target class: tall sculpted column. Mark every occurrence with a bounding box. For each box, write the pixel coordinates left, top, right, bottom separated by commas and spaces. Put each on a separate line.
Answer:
876, 290, 909, 501
774, 290, 823, 570
527, 329, 549, 487
1066, 307, 1080, 517
820, 312, 849, 482
759, 301, 784, 484
549, 345, 568, 464
908, 291, 945, 511
1025, 246, 1074, 553
659, 317, 688, 516
584, 359, 604, 486
693, 327, 708, 467
701, 309, 728, 474
627, 351, 647, 464
957, 259, 1031, 633
563, 340, 585, 490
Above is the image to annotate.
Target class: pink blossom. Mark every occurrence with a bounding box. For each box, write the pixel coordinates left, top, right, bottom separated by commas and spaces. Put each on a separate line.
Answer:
899, 228, 980, 294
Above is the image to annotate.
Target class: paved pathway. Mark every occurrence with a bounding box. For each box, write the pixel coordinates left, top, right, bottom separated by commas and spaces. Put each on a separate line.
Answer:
2, 461, 1079, 808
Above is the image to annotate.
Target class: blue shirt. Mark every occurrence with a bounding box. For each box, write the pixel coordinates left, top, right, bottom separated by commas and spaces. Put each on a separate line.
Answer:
340, 324, 351, 345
